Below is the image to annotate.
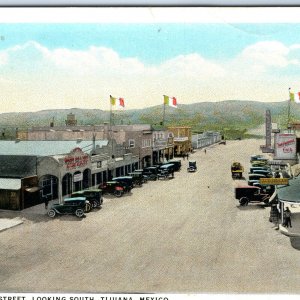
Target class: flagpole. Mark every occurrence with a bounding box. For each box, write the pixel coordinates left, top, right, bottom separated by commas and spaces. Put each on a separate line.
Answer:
288, 88, 291, 130
162, 95, 166, 126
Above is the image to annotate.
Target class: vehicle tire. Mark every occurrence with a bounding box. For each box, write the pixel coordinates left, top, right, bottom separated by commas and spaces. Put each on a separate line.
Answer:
239, 197, 249, 206
48, 209, 56, 218
114, 190, 123, 197
92, 201, 98, 208
75, 208, 84, 218
99, 197, 103, 205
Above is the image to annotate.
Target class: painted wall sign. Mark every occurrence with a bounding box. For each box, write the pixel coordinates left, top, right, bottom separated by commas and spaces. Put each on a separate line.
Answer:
260, 178, 289, 185
274, 134, 297, 160
64, 147, 89, 170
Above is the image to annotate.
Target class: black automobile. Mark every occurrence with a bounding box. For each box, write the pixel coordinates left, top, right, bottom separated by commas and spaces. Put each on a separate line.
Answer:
142, 166, 159, 180
131, 169, 148, 183
235, 186, 270, 206
127, 172, 144, 186
47, 197, 87, 218
99, 181, 125, 197
71, 189, 103, 209
166, 160, 181, 171
112, 176, 134, 191
159, 163, 175, 175
187, 161, 197, 172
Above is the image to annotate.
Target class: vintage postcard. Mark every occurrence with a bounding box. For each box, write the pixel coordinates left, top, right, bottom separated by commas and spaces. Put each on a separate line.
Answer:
0, 7, 300, 298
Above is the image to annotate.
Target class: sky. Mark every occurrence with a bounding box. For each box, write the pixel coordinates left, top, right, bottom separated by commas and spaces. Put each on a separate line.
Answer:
1, 7, 300, 112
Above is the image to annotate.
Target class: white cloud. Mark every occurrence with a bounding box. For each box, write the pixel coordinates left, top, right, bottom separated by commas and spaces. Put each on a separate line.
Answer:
0, 40, 300, 112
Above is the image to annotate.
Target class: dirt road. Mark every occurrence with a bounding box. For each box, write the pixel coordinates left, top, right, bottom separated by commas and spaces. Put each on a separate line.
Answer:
1, 139, 299, 293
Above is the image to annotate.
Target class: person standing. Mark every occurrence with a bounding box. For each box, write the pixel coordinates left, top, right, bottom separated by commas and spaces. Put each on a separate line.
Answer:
44, 195, 49, 210
283, 207, 292, 228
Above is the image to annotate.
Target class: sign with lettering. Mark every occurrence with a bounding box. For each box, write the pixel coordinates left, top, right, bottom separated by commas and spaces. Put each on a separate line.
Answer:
64, 147, 89, 170
274, 134, 296, 160
260, 178, 289, 185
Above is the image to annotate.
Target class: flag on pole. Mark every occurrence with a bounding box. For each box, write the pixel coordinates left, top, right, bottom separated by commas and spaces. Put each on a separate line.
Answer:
289, 90, 300, 103
110, 95, 125, 107
163, 95, 177, 108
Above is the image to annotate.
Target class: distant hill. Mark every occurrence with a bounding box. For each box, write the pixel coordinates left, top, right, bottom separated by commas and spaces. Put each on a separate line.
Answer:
0, 100, 296, 139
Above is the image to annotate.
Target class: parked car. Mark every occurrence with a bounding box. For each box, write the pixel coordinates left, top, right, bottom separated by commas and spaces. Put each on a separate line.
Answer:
127, 172, 144, 186
251, 169, 273, 177
98, 181, 125, 197
235, 186, 270, 206
248, 173, 267, 186
250, 155, 268, 163
249, 166, 270, 174
159, 163, 175, 174
251, 160, 269, 167
111, 176, 134, 192
142, 167, 159, 181
131, 169, 148, 183
166, 160, 181, 171
71, 189, 103, 209
47, 197, 87, 218
187, 161, 197, 172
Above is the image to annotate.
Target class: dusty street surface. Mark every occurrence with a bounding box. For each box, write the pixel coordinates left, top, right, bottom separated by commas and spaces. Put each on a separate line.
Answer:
1, 139, 300, 293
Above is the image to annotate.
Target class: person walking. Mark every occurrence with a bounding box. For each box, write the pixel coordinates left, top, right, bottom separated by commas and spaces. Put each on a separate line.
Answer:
283, 207, 292, 228
270, 204, 280, 230
187, 153, 189, 160
204, 149, 207, 154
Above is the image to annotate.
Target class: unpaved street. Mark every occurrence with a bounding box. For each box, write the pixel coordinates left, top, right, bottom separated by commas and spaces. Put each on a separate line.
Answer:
1, 139, 300, 293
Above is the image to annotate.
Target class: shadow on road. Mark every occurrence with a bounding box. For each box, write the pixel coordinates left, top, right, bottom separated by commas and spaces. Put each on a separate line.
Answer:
236, 204, 266, 211
290, 237, 300, 250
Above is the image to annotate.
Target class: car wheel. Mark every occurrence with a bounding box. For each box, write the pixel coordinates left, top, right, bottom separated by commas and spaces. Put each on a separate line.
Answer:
239, 197, 249, 206
99, 197, 103, 205
114, 190, 123, 197
48, 209, 56, 218
75, 208, 84, 218
92, 201, 98, 208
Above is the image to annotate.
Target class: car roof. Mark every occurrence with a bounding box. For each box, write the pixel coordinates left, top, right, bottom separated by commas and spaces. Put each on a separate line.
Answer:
64, 197, 86, 201
160, 163, 174, 167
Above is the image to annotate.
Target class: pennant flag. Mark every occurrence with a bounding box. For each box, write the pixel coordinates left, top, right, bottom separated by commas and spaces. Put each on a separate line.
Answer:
290, 91, 300, 103
164, 95, 177, 108
110, 95, 125, 107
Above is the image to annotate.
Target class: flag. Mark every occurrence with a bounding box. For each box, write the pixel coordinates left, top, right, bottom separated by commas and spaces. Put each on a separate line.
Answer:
290, 91, 300, 103
163, 95, 177, 108
110, 95, 125, 107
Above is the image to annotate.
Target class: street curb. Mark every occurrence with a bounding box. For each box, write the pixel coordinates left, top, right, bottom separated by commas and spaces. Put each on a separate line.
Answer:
279, 225, 300, 237
0, 218, 23, 233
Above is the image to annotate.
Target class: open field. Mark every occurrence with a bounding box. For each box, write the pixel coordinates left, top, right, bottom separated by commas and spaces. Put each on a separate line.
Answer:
0, 139, 299, 293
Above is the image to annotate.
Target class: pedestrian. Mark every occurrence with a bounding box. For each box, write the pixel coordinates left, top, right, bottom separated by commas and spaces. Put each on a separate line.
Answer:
283, 207, 292, 228
187, 153, 189, 160
171, 170, 174, 178
44, 195, 49, 210
204, 149, 207, 154
270, 204, 280, 230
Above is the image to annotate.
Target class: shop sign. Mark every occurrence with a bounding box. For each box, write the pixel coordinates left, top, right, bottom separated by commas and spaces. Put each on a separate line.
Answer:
64, 147, 89, 170
73, 173, 83, 182
275, 134, 296, 160
260, 178, 289, 185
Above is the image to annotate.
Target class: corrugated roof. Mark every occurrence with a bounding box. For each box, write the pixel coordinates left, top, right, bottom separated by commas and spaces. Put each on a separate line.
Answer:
0, 178, 21, 190
0, 140, 108, 156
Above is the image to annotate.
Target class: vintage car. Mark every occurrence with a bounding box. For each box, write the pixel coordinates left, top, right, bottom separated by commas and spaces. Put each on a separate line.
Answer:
47, 197, 87, 218
127, 172, 144, 186
248, 173, 268, 186
99, 181, 125, 197
231, 162, 244, 179
142, 166, 160, 180
159, 163, 175, 174
131, 169, 148, 183
249, 166, 270, 174
187, 161, 197, 172
251, 160, 269, 167
234, 186, 270, 206
71, 189, 103, 209
166, 160, 181, 171
111, 176, 134, 191
250, 155, 268, 163
251, 169, 273, 177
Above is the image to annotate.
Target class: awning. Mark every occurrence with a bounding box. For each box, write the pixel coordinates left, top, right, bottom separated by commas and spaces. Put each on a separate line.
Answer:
0, 178, 21, 190
25, 186, 41, 193
277, 177, 300, 203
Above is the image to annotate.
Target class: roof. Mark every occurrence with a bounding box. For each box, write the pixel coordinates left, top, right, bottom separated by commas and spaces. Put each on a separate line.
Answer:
0, 178, 21, 190
0, 140, 108, 156
277, 177, 300, 203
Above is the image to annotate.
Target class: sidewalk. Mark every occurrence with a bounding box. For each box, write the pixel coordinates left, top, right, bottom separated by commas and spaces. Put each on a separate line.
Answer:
0, 199, 58, 232
279, 211, 300, 237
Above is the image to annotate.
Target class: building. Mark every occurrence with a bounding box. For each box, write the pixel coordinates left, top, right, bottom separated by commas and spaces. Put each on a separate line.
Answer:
0, 139, 139, 210
167, 126, 192, 156
192, 131, 222, 149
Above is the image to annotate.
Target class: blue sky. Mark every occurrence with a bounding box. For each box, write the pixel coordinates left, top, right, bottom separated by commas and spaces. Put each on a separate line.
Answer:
1, 8, 300, 112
